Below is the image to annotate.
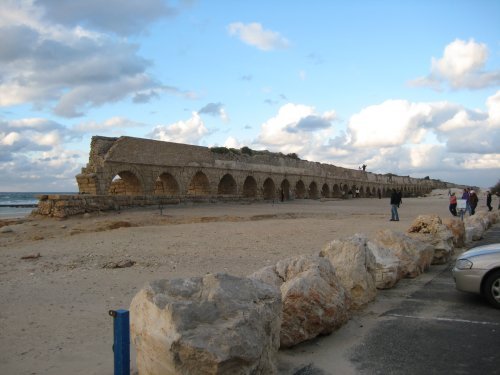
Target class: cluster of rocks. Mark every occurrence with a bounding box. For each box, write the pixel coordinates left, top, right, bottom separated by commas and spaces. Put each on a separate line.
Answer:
130, 210, 498, 375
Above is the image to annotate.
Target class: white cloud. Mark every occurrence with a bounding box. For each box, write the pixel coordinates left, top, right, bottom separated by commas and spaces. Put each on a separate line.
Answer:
487, 91, 500, 127
0, 1, 193, 117
410, 39, 500, 90
462, 154, 500, 169
0, 146, 85, 191
408, 144, 446, 169
0, 118, 74, 157
346, 100, 459, 148
0, 116, 85, 191
1, 132, 21, 146
223, 136, 244, 149
148, 112, 208, 144
227, 22, 290, 51
435, 39, 488, 78
37, 0, 180, 36
236, 94, 499, 187
256, 103, 336, 156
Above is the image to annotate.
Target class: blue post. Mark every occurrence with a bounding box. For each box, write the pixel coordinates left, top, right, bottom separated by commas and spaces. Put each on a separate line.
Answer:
109, 309, 130, 375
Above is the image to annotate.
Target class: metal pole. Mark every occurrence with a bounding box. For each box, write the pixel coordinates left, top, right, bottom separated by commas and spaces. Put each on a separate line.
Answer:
109, 309, 130, 375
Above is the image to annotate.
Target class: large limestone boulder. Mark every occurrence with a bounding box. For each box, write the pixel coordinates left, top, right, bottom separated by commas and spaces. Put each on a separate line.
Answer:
442, 218, 465, 249
487, 211, 499, 224
365, 241, 402, 289
371, 229, 434, 278
250, 255, 350, 348
130, 273, 282, 375
319, 234, 377, 308
464, 214, 487, 242
407, 215, 454, 264
464, 226, 480, 244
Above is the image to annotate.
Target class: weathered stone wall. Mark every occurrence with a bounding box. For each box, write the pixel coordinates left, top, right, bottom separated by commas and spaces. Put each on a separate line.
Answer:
35, 194, 186, 218
35, 135, 461, 217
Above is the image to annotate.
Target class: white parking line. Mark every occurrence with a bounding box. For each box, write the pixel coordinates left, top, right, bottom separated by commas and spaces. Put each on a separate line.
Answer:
386, 313, 500, 326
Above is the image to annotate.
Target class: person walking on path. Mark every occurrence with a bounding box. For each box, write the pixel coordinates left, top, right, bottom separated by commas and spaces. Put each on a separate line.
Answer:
486, 191, 492, 211
449, 192, 457, 216
390, 189, 401, 221
469, 190, 479, 215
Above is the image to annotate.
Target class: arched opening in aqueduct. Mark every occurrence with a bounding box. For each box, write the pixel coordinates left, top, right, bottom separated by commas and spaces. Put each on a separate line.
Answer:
280, 179, 290, 200
243, 176, 257, 198
332, 184, 340, 198
295, 180, 306, 199
263, 178, 276, 200
154, 172, 180, 195
321, 183, 330, 198
218, 174, 237, 195
108, 171, 142, 195
188, 171, 210, 196
309, 182, 319, 199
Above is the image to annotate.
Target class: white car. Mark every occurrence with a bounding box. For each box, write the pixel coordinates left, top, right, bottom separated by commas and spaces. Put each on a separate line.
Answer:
452, 243, 500, 309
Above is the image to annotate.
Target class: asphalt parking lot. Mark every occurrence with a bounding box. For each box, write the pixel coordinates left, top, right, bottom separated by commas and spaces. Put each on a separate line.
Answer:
281, 223, 500, 375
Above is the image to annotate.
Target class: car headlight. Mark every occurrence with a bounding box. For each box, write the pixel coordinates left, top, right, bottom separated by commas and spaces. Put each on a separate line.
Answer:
455, 259, 473, 270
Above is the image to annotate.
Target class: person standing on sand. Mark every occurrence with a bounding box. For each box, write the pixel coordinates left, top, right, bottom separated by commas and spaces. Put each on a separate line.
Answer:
486, 191, 492, 211
462, 188, 470, 215
449, 192, 457, 216
469, 190, 478, 215
390, 189, 401, 221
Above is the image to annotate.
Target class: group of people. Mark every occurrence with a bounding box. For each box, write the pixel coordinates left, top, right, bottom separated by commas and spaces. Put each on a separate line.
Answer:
390, 187, 497, 222
448, 188, 495, 219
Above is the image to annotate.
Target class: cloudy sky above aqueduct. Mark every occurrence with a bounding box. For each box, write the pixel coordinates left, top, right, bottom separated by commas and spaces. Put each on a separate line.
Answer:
1, 0, 499, 191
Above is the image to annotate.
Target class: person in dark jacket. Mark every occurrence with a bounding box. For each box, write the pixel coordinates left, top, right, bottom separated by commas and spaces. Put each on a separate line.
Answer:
469, 190, 478, 215
486, 191, 492, 211
462, 188, 471, 215
390, 189, 401, 221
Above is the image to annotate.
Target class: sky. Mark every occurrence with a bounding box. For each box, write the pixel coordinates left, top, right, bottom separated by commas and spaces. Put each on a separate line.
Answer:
1, 0, 499, 192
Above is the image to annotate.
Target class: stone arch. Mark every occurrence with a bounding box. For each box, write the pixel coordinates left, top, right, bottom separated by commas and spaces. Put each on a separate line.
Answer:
242, 176, 257, 198
359, 186, 365, 197
217, 173, 237, 195
332, 184, 341, 197
321, 183, 330, 198
372, 187, 377, 196
295, 180, 306, 199
263, 178, 276, 200
187, 171, 210, 196
280, 179, 290, 201
309, 181, 319, 199
154, 172, 180, 196
108, 170, 143, 195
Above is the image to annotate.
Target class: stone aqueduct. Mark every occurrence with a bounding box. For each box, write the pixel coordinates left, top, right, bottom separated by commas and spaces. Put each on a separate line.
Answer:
76, 136, 445, 200
36, 135, 457, 217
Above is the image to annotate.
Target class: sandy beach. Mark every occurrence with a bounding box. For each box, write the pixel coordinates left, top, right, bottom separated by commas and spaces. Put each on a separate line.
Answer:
0, 190, 494, 375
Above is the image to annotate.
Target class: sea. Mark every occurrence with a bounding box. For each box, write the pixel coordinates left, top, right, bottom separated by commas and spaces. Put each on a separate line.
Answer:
0, 192, 76, 219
